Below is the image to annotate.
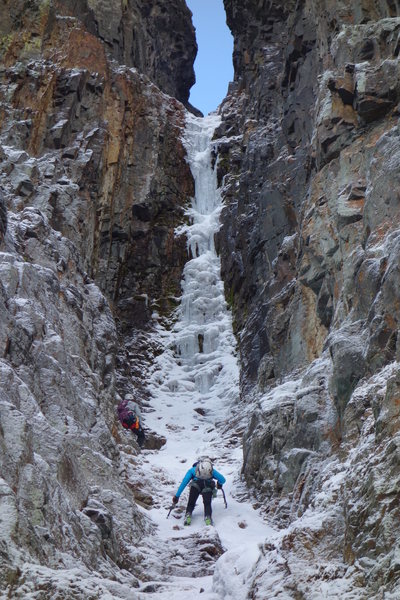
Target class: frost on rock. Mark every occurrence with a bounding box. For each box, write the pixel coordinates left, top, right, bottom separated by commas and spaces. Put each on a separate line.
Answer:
4, 0, 400, 597
0, 181, 148, 595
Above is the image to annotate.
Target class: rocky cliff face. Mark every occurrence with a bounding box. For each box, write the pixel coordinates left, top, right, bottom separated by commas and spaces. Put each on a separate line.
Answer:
3, 0, 400, 596
1, 0, 197, 107
0, 0, 195, 320
0, 0, 195, 594
217, 0, 400, 595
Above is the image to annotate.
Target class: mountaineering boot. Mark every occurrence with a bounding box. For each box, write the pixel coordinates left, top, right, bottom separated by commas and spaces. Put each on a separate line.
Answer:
184, 513, 192, 526
204, 517, 213, 526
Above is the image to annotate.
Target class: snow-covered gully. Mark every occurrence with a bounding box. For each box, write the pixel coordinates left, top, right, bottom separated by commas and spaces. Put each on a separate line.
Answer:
131, 113, 274, 599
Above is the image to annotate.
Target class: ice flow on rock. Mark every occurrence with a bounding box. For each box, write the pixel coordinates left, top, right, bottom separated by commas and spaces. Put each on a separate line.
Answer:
155, 113, 237, 399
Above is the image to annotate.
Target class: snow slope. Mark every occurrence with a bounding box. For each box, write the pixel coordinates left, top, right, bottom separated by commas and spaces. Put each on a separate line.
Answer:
130, 113, 274, 599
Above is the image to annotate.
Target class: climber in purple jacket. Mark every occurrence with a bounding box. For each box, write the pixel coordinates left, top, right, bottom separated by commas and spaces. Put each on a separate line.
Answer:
172, 457, 226, 526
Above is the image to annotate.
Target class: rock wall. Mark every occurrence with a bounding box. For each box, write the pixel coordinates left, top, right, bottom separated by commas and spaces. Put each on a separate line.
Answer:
217, 0, 400, 595
0, 0, 197, 107
0, 0, 195, 595
4, 0, 400, 595
0, 0, 195, 326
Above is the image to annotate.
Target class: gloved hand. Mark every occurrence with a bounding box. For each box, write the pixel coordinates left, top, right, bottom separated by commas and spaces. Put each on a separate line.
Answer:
216, 482, 223, 489
212, 488, 217, 498
172, 496, 179, 504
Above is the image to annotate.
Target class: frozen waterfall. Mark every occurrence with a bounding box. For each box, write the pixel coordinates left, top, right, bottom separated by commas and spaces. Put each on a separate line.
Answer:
140, 113, 272, 600
176, 114, 235, 394
148, 113, 238, 420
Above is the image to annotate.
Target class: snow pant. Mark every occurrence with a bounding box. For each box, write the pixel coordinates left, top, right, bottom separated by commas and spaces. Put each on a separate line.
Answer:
186, 479, 215, 518
135, 427, 145, 448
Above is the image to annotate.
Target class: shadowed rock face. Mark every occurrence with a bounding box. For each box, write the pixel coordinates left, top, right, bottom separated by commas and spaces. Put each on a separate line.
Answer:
216, 0, 400, 595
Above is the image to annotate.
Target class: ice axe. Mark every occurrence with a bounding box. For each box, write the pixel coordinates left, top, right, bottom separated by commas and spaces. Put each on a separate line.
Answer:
166, 504, 175, 519
167, 497, 178, 518
221, 487, 228, 509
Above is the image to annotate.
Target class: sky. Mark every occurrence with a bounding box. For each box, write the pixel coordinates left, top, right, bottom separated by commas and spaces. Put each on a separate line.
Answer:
186, 0, 234, 115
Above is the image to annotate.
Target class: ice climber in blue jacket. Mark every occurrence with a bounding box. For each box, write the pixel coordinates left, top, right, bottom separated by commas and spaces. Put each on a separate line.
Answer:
172, 457, 226, 526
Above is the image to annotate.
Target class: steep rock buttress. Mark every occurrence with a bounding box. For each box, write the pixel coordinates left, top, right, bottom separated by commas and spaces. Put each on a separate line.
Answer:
216, 0, 400, 596
0, 0, 196, 595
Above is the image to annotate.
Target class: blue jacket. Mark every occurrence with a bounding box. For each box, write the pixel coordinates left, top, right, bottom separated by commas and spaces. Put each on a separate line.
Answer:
175, 466, 226, 498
